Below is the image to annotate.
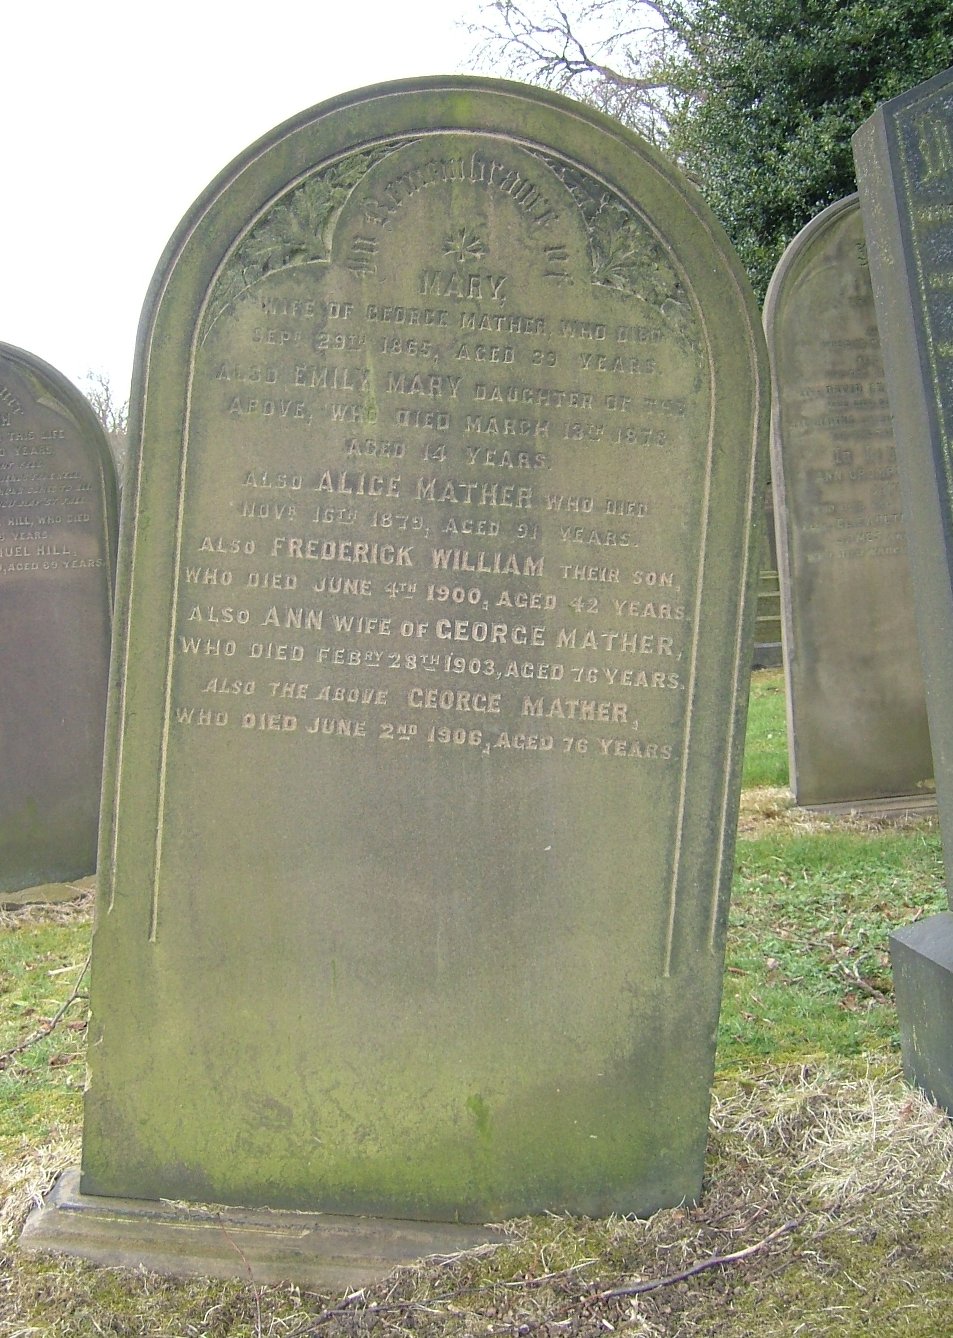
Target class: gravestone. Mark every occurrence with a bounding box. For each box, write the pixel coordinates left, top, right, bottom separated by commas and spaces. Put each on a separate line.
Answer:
854, 69, 953, 1116
763, 195, 933, 810
0, 343, 118, 896
23, 77, 768, 1282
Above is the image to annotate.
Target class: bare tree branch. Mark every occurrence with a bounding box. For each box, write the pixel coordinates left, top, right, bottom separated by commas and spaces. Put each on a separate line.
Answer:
467, 0, 702, 143
591, 1216, 803, 1299
0, 954, 90, 1071
81, 369, 128, 439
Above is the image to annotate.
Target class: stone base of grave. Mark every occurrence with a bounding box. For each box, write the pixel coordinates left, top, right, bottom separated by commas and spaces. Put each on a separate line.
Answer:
20, 1168, 507, 1289
890, 912, 953, 1118
752, 641, 783, 670
0, 876, 95, 911
797, 794, 937, 820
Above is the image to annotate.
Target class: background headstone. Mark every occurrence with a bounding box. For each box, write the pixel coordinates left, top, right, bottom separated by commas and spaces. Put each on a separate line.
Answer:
763, 195, 933, 810
0, 343, 118, 895
67, 77, 767, 1262
752, 482, 782, 670
854, 69, 953, 1113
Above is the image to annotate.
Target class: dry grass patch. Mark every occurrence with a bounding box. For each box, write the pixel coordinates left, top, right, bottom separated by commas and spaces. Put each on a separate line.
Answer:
0, 1132, 78, 1250
3, 1065, 952, 1336
2, 795, 950, 1334
0, 889, 94, 934
738, 788, 940, 839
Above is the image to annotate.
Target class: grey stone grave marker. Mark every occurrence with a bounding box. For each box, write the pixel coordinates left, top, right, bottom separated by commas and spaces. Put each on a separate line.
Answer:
22, 78, 768, 1283
0, 343, 118, 897
763, 195, 933, 811
854, 69, 953, 1115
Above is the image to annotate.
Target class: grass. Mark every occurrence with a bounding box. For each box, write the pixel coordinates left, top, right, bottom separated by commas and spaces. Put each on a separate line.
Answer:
0, 905, 88, 1157
1, 668, 951, 1335
723, 822, 947, 1067
741, 667, 789, 789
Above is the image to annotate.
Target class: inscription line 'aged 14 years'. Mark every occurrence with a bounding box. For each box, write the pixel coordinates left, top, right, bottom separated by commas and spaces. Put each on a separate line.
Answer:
0, 343, 118, 897
855, 68, 953, 1117
22, 78, 768, 1285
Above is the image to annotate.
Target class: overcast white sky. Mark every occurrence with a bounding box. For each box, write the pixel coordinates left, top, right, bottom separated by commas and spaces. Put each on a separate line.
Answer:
3, 1, 490, 402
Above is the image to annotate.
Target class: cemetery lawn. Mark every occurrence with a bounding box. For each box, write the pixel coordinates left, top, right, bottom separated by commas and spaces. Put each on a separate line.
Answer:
741, 664, 789, 789
2, 669, 951, 1335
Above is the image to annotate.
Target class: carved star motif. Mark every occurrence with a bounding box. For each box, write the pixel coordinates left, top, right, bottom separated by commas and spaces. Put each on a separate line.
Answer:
443, 228, 487, 263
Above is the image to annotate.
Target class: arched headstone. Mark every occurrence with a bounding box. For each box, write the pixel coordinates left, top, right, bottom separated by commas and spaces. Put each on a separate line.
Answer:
764, 196, 933, 810
24, 78, 767, 1284
0, 343, 118, 894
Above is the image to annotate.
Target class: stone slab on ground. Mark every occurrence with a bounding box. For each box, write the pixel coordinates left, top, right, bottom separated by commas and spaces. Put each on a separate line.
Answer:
22, 1168, 505, 1290
0, 876, 95, 911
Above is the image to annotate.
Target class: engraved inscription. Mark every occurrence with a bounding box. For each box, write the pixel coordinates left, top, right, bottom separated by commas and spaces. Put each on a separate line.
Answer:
774, 215, 907, 566
171, 136, 708, 767
0, 385, 106, 578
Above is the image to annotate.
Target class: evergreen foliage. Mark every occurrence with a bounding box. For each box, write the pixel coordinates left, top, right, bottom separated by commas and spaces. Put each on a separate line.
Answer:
472, 0, 953, 294
667, 0, 953, 294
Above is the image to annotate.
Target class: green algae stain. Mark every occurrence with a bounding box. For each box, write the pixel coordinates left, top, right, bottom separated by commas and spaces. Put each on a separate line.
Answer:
465, 1092, 492, 1143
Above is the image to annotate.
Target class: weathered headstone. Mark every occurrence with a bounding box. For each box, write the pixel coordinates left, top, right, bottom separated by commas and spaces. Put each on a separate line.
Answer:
763, 195, 933, 810
24, 78, 767, 1281
854, 69, 953, 1115
0, 343, 118, 896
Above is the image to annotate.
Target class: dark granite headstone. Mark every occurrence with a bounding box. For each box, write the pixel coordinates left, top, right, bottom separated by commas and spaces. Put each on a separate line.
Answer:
854, 69, 953, 1113
889, 914, 953, 1114
0, 343, 118, 894
763, 195, 933, 810
29, 78, 766, 1278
